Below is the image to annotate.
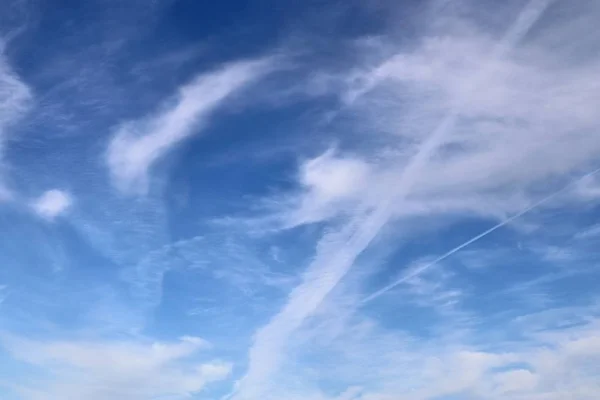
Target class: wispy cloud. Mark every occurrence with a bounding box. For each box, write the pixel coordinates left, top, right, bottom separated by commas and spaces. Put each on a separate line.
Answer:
253, 290, 600, 400
575, 223, 600, 240
0, 40, 32, 197
1, 0, 599, 399
1, 335, 231, 400
228, 0, 600, 398
106, 58, 275, 194
0, 42, 30, 136
273, 148, 377, 228
363, 167, 600, 303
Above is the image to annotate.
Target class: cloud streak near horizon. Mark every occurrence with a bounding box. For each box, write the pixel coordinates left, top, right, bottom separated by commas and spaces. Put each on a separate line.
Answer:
0, 0, 599, 399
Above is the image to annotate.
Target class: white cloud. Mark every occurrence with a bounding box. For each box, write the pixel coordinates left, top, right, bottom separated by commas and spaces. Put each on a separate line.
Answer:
301, 150, 370, 206
253, 293, 600, 400
0, 41, 32, 197
574, 223, 600, 240
0, 284, 8, 306
574, 175, 600, 200
357, 21, 600, 203
31, 189, 73, 219
1, 335, 231, 400
264, 14, 600, 229
106, 58, 274, 194
0, 42, 31, 137
492, 369, 538, 394
279, 149, 375, 227
295, 2, 600, 225
229, 1, 600, 399
1, 1, 597, 400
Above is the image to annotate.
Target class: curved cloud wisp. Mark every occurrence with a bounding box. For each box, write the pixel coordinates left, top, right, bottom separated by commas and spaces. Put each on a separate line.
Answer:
107, 58, 273, 195
227, 1, 554, 399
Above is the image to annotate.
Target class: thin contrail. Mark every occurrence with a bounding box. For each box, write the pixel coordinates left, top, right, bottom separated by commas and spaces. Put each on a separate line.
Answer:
225, 2, 554, 399
362, 167, 600, 305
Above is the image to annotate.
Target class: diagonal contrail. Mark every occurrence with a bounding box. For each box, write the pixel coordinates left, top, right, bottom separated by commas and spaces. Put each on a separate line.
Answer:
227, 2, 555, 399
362, 166, 600, 305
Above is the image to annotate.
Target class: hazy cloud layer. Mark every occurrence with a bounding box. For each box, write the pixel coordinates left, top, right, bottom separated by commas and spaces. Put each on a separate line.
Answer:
0, 1, 599, 400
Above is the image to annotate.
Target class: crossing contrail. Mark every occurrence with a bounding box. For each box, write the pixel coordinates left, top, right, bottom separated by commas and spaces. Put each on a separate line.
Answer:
362, 166, 600, 305
226, 1, 555, 399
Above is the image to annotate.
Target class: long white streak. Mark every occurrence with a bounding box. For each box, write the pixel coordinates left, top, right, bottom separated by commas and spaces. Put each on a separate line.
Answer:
345, 0, 554, 112
359, 0, 556, 211
228, 2, 552, 399
107, 58, 273, 194
0, 42, 32, 198
493, 0, 555, 55
362, 167, 600, 304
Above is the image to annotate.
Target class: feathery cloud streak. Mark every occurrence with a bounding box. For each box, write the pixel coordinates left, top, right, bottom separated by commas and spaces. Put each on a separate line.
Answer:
229, 1, 554, 399
1, 335, 231, 400
362, 166, 600, 304
1, 1, 600, 399
107, 58, 274, 194
0, 41, 31, 198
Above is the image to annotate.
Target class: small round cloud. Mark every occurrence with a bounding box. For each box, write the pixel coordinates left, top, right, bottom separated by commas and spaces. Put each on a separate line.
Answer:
32, 189, 73, 220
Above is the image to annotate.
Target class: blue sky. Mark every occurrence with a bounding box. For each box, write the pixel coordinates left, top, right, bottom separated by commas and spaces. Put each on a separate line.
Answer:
0, 0, 599, 399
